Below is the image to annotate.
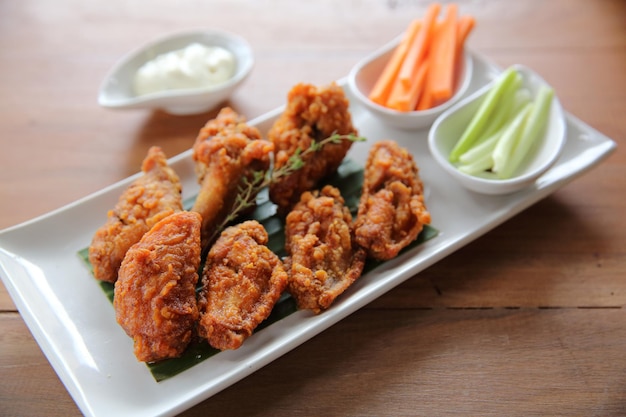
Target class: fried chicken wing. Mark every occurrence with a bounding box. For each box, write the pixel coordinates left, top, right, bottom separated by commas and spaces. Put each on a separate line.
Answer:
114, 211, 202, 363
284, 185, 366, 314
192, 107, 273, 249
268, 82, 358, 216
88, 146, 183, 283
198, 220, 288, 350
354, 140, 431, 260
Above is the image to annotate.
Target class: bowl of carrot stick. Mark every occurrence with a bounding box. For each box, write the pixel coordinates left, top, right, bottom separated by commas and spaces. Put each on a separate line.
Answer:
348, 3, 474, 130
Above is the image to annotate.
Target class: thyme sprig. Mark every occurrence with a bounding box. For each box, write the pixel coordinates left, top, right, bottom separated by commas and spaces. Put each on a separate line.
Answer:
207, 132, 365, 243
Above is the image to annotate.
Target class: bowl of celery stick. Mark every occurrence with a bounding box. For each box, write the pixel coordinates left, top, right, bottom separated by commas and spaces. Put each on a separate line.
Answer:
428, 65, 566, 195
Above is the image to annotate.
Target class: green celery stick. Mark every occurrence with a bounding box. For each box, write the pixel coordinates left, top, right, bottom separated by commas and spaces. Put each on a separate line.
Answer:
458, 151, 494, 175
472, 170, 500, 180
492, 102, 533, 176
498, 86, 554, 179
458, 94, 530, 167
449, 67, 519, 162
458, 128, 500, 165
512, 87, 532, 111
474, 72, 523, 145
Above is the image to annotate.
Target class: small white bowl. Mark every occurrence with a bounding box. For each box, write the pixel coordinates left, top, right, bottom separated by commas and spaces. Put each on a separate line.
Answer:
98, 29, 254, 115
348, 37, 473, 130
428, 64, 567, 195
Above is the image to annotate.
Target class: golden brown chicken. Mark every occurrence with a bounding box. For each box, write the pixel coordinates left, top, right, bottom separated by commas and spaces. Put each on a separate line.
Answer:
88, 146, 183, 283
192, 107, 273, 249
268, 82, 358, 216
284, 185, 366, 314
354, 140, 431, 261
114, 211, 202, 363
198, 220, 288, 350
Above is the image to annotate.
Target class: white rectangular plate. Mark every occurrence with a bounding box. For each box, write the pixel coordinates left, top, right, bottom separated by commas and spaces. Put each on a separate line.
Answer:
0, 51, 616, 417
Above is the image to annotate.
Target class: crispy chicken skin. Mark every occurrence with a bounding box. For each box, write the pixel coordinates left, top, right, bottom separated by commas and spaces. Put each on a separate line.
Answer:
192, 107, 273, 249
268, 82, 358, 216
284, 185, 366, 314
88, 146, 183, 283
198, 220, 288, 350
114, 211, 202, 363
354, 140, 431, 260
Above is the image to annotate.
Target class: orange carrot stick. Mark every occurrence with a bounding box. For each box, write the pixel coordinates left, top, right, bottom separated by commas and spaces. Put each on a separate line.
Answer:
428, 3, 458, 103
414, 25, 438, 111
368, 19, 422, 105
387, 60, 430, 111
451, 15, 475, 100
457, 14, 475, 47
416, 85, 434, 110
397, 3, 441, 89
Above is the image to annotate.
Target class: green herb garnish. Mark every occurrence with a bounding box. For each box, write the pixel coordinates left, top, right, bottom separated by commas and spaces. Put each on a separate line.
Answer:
206, 132, 366, 244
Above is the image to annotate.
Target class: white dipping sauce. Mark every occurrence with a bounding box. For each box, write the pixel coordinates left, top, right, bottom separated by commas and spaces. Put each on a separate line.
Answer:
133, 43, 236, 96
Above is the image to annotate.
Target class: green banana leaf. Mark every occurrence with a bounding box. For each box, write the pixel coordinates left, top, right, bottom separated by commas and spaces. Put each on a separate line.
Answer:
78, 158, 438, 381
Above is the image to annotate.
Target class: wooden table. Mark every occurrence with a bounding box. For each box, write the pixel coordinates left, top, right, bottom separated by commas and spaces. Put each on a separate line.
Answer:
1, 1, 624, 416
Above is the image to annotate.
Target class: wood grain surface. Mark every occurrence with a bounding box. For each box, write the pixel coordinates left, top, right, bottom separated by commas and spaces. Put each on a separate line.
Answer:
1, 1, 624, 416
